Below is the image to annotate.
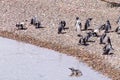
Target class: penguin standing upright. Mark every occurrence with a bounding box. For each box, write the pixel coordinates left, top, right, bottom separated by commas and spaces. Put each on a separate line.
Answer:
75, 17, 82, 36
117, 16, 120, 26
99, 33, 107, 44
84, 18, 92, 30
105, 20, 111, 33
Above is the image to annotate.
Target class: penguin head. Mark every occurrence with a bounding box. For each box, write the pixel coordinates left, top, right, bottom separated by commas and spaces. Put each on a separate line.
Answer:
76, 17, 79, 20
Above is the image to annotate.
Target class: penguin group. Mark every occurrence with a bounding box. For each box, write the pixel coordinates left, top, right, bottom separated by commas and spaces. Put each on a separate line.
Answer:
16, 16, 41, 30
15, 16, 120, 55
76, 17, 120, 55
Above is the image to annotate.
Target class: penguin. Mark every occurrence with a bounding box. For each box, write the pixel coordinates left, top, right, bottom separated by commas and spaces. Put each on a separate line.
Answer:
84, 18, 92, 30
99, 33, 107, 44
69, 68, 82, 76
75, 17, 82, 36
115, 26, 120, 34
103, 43, 114, 55
105, 20, 111, 33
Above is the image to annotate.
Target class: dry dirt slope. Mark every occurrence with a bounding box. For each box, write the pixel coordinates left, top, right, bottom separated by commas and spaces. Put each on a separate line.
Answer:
0, 0, 120, 79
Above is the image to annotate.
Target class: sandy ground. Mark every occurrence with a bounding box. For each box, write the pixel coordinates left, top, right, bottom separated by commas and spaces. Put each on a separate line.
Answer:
0, 0, 120, 79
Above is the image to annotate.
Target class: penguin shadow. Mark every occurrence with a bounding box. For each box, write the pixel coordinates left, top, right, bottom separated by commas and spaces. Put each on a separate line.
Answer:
99, 43, 106, 45
102, 53, 114, 55
17, 27, 27, 30
60, 32, 67, 34
108, 30, 115, 33
78, 43, 89, 46
77, 34, 82, 37
117, 33, 120, 34
35, 26, 45, 29
95, 35, 101, 37
87, 29, 93, 31
64, 27, 69, 30
105, 30, 114, 33
81, 28, 93, 31
87, 40, 95, 43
